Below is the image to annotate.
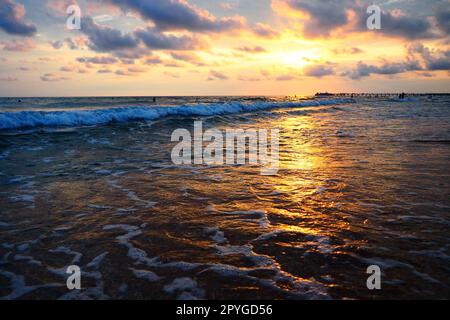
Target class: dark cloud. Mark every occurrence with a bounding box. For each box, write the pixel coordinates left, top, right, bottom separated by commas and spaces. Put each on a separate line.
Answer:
342, 60, 422, 79
50, 40, 64, 49
0, 0, 36, 36
81, 17, 138, 52
108, 0, 245, 32
135, 27, 205, 50
286, 0, 350, 37
408, 43, 450, 71
354, 6, 436, 40
283, 0, 440, 40
435, 6, 450, 35
113, 47, 149, 59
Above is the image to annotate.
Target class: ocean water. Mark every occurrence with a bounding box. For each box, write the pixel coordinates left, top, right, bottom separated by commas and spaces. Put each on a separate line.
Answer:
0, 95, 449, 299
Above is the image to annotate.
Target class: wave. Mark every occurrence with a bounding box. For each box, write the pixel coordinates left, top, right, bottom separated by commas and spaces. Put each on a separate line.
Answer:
0, 99, 353, 131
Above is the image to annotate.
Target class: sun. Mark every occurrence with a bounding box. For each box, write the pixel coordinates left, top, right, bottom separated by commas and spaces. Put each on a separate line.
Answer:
266, 50, 321, 69
280, 52, 310, 67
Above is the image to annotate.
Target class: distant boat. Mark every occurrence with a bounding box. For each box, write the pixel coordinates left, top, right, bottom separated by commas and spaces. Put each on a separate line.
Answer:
315, 92, 334, 97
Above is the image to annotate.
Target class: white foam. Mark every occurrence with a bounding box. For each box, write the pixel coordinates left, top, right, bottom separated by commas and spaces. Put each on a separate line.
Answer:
0, 270, 61, 300
130, 268, 161, 282
108, 180, 157, 208
0, 99, 354, 130
204, 227, 227, 244
102, 224, 199, 271
49, 246, 82, 264
86, 252, 109, 269
304, 235, 334, 255
102, 224, 329, 299
13, 254, 42, 266
163, 277, 205, 300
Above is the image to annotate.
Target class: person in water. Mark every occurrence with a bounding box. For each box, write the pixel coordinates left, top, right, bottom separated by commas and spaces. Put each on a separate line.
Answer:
399, 92, 406, 99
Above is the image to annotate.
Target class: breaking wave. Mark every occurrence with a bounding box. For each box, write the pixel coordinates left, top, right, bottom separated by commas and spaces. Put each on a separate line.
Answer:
0, 99, 353, 130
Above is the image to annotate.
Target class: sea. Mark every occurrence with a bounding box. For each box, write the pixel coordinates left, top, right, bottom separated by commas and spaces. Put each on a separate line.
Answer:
0, 95, 449, 299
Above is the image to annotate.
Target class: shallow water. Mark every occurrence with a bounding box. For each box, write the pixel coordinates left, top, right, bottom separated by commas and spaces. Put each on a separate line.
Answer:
0, 96, 449, 299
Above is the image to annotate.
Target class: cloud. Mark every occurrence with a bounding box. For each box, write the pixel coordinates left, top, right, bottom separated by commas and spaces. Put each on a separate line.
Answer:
40, 73, 69, 82
435, 5, 450, 36
286, 0, 350, 37
333, 47, 364, 55
164, 71, 180, 78
144, 56, 164, 65
408, 43, 450, 71
208, 70, 228, 80
303, 64, 334, 77
60, 66, 74, 72
340, 43, 450, 80
115, 68, 140, 76
50, 40, 64, 49
276, 74, 297, 81
127, 66, 146, 73
1, 38, 35, 51
354, 6, 436, 40
164, 61, 184, 68
342, 60, 421, 79
135, 27, 206, 50
238, 75, 263, 81
252, 23, 280, 38
170, 52, 205, 66
0, 0, 37, 36
97, 68, 112, 74
60, 65, 89, 74
113, 47, 149, 59
81, 16, 138, 52
0, 76, 17, 81
50, 38, 86, 50
235, 46, 267, 53
278, 0, 439, 40
108, 0, 246, 32
77, 56, 118, 64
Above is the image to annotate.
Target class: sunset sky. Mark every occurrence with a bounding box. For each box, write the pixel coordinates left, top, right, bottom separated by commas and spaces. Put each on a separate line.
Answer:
0, 0, 449, 96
